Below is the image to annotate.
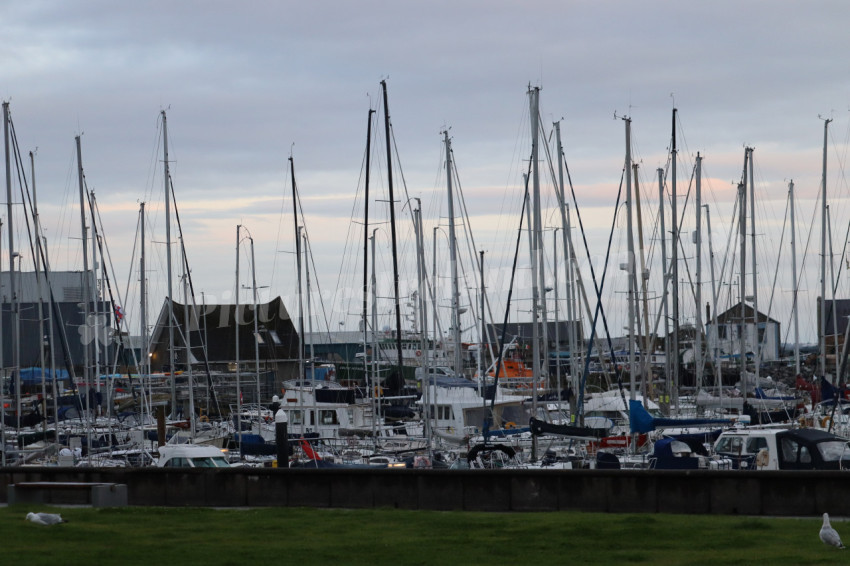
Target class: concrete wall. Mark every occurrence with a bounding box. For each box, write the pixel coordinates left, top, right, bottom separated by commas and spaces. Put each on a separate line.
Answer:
1, 467, 846, 515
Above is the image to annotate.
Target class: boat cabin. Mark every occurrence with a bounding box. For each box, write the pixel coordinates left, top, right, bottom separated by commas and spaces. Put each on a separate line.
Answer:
156, 444, 230, 468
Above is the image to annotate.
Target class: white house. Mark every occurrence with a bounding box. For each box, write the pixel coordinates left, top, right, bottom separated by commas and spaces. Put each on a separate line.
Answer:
705, 302, 780, 363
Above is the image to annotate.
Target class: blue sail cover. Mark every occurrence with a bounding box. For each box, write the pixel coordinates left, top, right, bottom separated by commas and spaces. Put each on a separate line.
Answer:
628, 400, 733, 434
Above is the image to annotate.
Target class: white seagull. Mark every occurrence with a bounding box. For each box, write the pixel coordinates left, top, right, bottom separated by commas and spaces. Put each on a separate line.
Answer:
25, 512, 67, 526
820, 513, 845, 549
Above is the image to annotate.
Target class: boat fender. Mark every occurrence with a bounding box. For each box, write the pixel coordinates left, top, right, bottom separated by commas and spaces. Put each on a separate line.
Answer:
755, 448, 770, 469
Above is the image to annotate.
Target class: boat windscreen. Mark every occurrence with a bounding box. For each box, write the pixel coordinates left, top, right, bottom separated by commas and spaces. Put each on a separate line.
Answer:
817, 440, 850, 462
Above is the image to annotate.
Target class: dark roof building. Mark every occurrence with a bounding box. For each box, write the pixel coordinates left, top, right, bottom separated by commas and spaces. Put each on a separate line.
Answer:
148, 296, 301, 385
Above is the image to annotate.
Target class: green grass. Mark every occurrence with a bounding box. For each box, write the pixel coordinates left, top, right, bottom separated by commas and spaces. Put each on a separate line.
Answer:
2, 506, 845, 565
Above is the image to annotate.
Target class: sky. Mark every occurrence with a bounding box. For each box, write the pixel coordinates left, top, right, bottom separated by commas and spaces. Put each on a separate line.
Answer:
3, 1, 850, 348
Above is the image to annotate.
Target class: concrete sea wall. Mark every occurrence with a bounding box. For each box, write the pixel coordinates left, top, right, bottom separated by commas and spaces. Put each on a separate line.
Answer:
0, 467, 844, 515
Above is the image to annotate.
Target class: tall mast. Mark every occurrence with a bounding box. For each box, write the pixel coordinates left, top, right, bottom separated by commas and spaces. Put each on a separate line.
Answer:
738, 180, 747, 382
303, 230, 315, 382
747, 147, 758, 382
91, 191, 100, 409
413, 204, 431, 450
4, 103, 20, 427
789, 181, 800, 376
670, 108, 680, 413
553, 229, 560, 400
443, 130, 462, 378
554, 122, 579, 412
658, 168, 670, 412
289, 157, 304, 388
75, 134, 90, 426
633, 162, 652, 397
140, 203, 148, 372
695, 153, 703, 391
623, 117, 636, 404
828, 206, 839, 366
370, 228, 379, 441
140, 202, 148, 405
250, 235, 261, 421
704, 205, 722, 394
479, 249, 485, 398
161, 111, 176, 415
529, 86, 541, 462
182, 248, 195, 439
31, 151, 47, 425
820, 118, 831, 380
235, 225, 242, 443
380, 80, 405, 377
432, 227, 439, 351
362, 109, 374, 384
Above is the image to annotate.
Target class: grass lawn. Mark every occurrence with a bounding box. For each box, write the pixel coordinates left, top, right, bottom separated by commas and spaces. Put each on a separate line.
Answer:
1, 505, 844, 565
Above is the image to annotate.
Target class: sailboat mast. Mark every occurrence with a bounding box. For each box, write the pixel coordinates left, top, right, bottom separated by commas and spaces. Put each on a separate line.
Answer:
4, 103, 20, 427
553, 230, 560, 398
362, 109, 374, 382
633, 162, 652, 397
31, 151, 47, 424
738, 180, 747, 382
747, 147, 758, 382
91, 192, 100, 407
624, 117, 636, 402
140, 202, 148, 411
789, 181, 800, 376
529, 86, 541, 461
443, 131, 462, 377
820, 118, 830, 379
182, 252, 195, 438
658, 168, 670, 411
289, 157, 304, 387
695, 153, 704, 392
235, 225, 242, 442
554, 122, 579, 411
250, 235, 261, 420
479, 249, 485, 396
380, 80, 405, 377
670, 109, 680, 413
370, 228, 379, 441
704, 205, 722, 394
161, 111, 176, 415
75, 135, 90, 425
413, 204, 431, 449
303, 231, 315, 382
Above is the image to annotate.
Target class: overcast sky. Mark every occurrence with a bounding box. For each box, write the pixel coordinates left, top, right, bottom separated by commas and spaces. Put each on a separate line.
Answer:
3, 1, 850, 347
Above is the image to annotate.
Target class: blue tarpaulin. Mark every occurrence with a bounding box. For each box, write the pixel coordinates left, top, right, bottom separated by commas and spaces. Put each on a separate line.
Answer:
19, 367, 69, 383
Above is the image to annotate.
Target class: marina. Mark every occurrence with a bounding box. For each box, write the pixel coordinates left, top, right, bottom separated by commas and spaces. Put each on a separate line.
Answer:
1, 86, 850, 476
1, 20, 850, 476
